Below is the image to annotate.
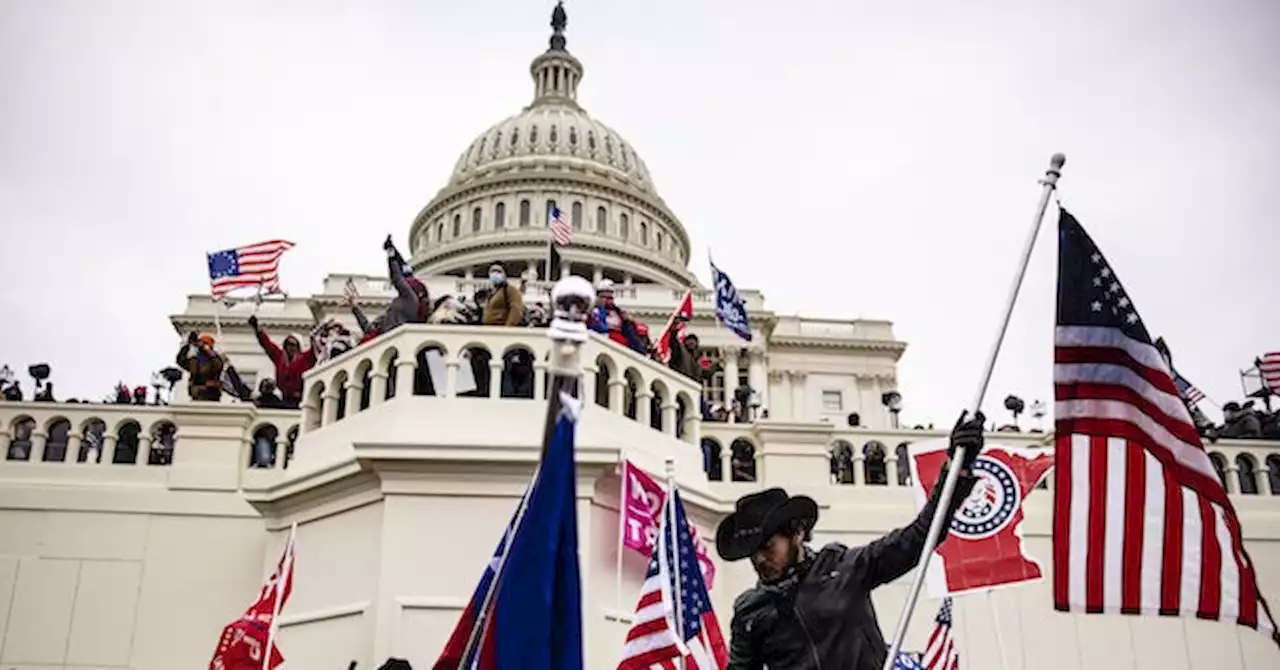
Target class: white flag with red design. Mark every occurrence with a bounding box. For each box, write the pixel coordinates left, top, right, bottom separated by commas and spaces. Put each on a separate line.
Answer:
909, 439, 1054, 598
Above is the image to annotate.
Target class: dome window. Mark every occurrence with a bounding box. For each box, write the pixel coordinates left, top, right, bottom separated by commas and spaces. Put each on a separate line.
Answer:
510, 128, 520, 148
478, 137, 487, 160
619, 213, 630, 239
495, 202, 506, 229
436, 221, 444, 242
491, 131, 502, 157
620, 146, 630, 169
472, 207, 482, 233
605, 135, 614, 157
596, 206, 607, 233
656, 230, 664, 251
571, 201, 583, 230
529, 125, 539, 145
569, 127, 578, 146
452, 214, 461, 238
519, 199, 531, 227
549, 125, 559, 145
640, 221, 649, 246
587, 131, 596, 153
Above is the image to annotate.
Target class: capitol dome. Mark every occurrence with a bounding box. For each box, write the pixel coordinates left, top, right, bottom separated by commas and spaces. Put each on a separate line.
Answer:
407, 4, 694, 288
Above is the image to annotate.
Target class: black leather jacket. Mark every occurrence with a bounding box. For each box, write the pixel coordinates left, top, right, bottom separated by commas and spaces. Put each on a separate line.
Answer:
726, 471, 977, 670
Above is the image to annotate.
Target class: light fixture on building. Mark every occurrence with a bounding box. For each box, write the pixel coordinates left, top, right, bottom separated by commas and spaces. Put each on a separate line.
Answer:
1004, 394, 1026, 430
1031, 399, 1047, 431
881, 391, 903, 429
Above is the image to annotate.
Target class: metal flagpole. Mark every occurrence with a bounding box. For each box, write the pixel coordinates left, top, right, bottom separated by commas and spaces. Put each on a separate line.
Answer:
262, 522, 296, 670
458, 276, 593, 665
881, 153, 1065, 670
664, 457, 687, 670
616, 456, 628, 610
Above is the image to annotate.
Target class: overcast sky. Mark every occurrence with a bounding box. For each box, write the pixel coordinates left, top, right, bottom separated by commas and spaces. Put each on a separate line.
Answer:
1, 0, 1276, 427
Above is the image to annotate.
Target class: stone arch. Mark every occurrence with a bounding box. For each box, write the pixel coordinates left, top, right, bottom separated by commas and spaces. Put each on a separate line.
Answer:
1208, 452, 1228, 489
381, 347, 401, 400
500, 345, 535, 399
1266, 454, 1280, 495
78, 418, 107, 463
675, 392, 693, 440
113, 420, 142, 465
305, 381, 326, 431
250, 423, 280, 469
285, 425, 299, 469
148, 421, 177, 466
701, 437, 723, 481
354, 358, 374, 411
1235, 453, 1260, 495
455, 343, 488, 397
594, 353, 617, 408
43, 416, 72, 462
830, 439, 855, 484
623, 368, 643, 420
331, 370, 350, 421
895, 442, 912, 486
863, 440, 888, 485
5, 415, 35, 461
649, 379, 670, 431
730, 438, 757, 482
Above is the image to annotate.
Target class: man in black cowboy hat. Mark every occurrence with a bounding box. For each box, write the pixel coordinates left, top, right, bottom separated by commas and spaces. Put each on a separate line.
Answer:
717, 413, 986, 670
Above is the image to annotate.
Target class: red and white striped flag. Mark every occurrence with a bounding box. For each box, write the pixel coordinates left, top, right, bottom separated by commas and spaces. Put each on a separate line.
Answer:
549, 204, 573, 246
653, 290, 694, 365
1051, 210, 1278, 644
921, 598, 959, 670
1258, 352, 1280, 393
207, 239, 295, 300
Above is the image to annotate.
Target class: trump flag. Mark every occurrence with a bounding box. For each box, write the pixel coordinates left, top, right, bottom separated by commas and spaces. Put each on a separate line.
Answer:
909, 439, 1054, 597
620, 459, 717, 588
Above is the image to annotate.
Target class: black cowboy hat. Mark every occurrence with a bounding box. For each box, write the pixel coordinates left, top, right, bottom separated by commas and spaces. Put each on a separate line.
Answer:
715, 488, 818, 562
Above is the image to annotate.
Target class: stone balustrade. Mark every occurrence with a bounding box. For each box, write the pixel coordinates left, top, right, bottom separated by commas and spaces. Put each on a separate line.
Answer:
296, 324, 705, 444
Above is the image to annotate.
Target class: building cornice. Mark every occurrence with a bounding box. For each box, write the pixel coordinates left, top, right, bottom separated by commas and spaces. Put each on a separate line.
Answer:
768, 337, 908, 356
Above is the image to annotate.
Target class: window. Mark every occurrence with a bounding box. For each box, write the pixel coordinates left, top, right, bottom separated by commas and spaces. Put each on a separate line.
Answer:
436, 221, 444, 241
547, 199, 558, 223
494, 202, 506, 229
519, 199, 531, 227
640, 221, 649, 245
471, 207, 482, 233
619, 213, 629, 239
822, 390, 843, 412
596, 206, 607, 232
571, 201, 583, 230
656, 230, 664, 252
452, 214, 461, 237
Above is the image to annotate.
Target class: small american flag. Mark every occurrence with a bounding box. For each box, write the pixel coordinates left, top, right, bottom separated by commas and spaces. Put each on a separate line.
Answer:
207, 240, 295, 299
549, 205, 573, 246
1259, 352, 1280, 393
920, 598, 958, 670
1173, 373, 1206, 406
1051, 210, 1278, 644
617, 488, 727, 670
343, 277, 359, 303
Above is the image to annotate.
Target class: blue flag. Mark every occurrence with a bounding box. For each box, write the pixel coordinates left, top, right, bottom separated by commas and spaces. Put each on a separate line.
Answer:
709, 256, 752, 342
435, 395, 585, 670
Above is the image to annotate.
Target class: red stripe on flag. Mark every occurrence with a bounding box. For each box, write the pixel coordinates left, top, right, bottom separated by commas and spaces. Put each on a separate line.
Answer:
1120, 441, 1146, 614
1085, 436, 1108, 613
1197, 498, 1221, 619
1055, 346, 1180, 397
1053, 433, 1073, 611
1160, 466, 1184, 615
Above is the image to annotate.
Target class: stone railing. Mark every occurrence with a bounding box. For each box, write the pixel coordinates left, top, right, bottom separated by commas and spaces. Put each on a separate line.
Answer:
700, 422, 1280, 498
297, 324, 704, 443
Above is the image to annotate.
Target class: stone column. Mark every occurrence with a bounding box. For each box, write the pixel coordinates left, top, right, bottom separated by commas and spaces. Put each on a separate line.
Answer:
593, 267, 604, 284
582, 365, 597, 404
636, 391, 653, 425
722, 348, 740, 423
30, 432, 47, 462
369, 372, 388, 406
661, 402, 678, 437
395, 359, 416, 398
535, 364, 548, 400
66, 435, 82, 464
790, 371, 807, 422
322, 389, 340, 426
345, 382, 364, 416
768, 370, 787, 419
608, 380, 626, 414
137, 436, 152, 465
489, 361, 504, 399
1225, 466, 1239, 494
887, 453, 901, 487
747, 347, 768, 417
445, 360, 460, 397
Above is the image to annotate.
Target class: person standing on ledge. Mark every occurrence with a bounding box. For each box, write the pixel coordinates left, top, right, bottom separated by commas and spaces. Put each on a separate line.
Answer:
716, 412, 986, 670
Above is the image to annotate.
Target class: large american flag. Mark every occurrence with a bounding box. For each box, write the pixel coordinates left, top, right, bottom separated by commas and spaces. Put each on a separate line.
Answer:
920, 597, 959, 670
1051, 209, 1279, 644
1259, 352, 1280, 393
617, 488, 727, 670
207, 239, 295, 299
549, 205, 573, 246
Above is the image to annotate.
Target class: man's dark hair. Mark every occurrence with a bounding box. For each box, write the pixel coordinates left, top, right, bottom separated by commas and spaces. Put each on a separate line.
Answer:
782, 517, 813, 542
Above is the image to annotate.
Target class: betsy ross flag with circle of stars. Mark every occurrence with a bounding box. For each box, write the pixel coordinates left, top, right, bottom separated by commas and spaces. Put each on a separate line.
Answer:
1052, 209, 1279, 645
617, 488, 728, 669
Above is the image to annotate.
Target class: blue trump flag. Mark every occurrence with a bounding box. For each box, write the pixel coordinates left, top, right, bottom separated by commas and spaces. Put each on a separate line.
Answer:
709, 255, 752, 342
434, 394, 585, 670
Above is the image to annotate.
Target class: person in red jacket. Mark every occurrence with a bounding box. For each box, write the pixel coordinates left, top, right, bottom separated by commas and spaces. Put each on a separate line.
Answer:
248, 315, 315, 408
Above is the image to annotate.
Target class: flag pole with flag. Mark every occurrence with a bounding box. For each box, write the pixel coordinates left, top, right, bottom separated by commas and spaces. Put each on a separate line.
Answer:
209, 523, 296, 670
1051, 208, 1279, 645
653, 290, 694, 366
882, 153, 1066, 670
433, 276, 594, 670
707, 252, 752, 342
206, 239, 295, 338
547, 203, 573, 281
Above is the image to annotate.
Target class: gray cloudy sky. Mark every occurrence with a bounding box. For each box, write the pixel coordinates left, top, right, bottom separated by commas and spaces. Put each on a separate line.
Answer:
1, 0, 1276, 426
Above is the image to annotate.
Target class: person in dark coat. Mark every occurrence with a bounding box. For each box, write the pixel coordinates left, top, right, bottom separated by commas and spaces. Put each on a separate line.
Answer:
718, 412, 986, 670
381, 235, 431, 333
176, 333, 225, 402
248, 315, 315, 408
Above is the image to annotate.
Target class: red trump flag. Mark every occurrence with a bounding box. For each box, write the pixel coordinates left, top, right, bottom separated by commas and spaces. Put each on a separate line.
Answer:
910, 439, 1054, 597
210, 527, 296, 670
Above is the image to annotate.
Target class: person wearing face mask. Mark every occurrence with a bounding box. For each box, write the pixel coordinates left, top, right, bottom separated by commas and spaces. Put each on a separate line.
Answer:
717, 413, 985, 670
382, 235, 433, 332
587, 279, 646, 353
481, 262, 525, 327
176, 332, 227, 402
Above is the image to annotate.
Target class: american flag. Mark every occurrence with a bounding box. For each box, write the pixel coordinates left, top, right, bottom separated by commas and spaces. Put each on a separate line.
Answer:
920, 598, 958, 670
1173, 373, 1206, 406
617, 488, 727, 670
1051, 210, 1279, 644
207, 239, 295, 299
1259, 352, 1280, 393
549, 205, 573, 246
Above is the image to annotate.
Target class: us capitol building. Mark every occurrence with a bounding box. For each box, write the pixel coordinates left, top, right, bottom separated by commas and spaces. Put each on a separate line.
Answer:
1, 8, 1277, 670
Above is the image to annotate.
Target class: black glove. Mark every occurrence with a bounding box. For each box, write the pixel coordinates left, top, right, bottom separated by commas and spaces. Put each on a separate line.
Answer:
187, 332, 198, 345
248, 315, 259, 332
947, 410, 985, 472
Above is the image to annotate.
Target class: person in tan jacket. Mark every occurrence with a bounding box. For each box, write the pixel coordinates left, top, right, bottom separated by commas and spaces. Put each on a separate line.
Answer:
481, 263, 525, 327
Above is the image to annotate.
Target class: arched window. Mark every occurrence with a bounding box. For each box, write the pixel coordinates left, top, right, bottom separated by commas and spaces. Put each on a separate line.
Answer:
436, 221, 444, 241
1266, 454, 1280, 495
546, 199, 558, 224
250, 425, 278, 469
149, 422, 177, 466
656, 230, 665, 252
519, 199, 531, 227
702, 438, 723, 481
452, 214, 461, 238
619, 213, 630, 239
44, 418, 71, 462
640, 221, 649, 246
494, 202, 506, 229
864, 441, 888, 485
1236, 454, 1259, 495
571, 201, 583, 230
831, 441, 855, 484
1209, 452, 1228, 488
895, 443, 912, 486
596, 206, 607, 233
114, 421, 141, 465
6, 417, 34, 461
471, 207, 482, 233
730, 439, 757, 482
